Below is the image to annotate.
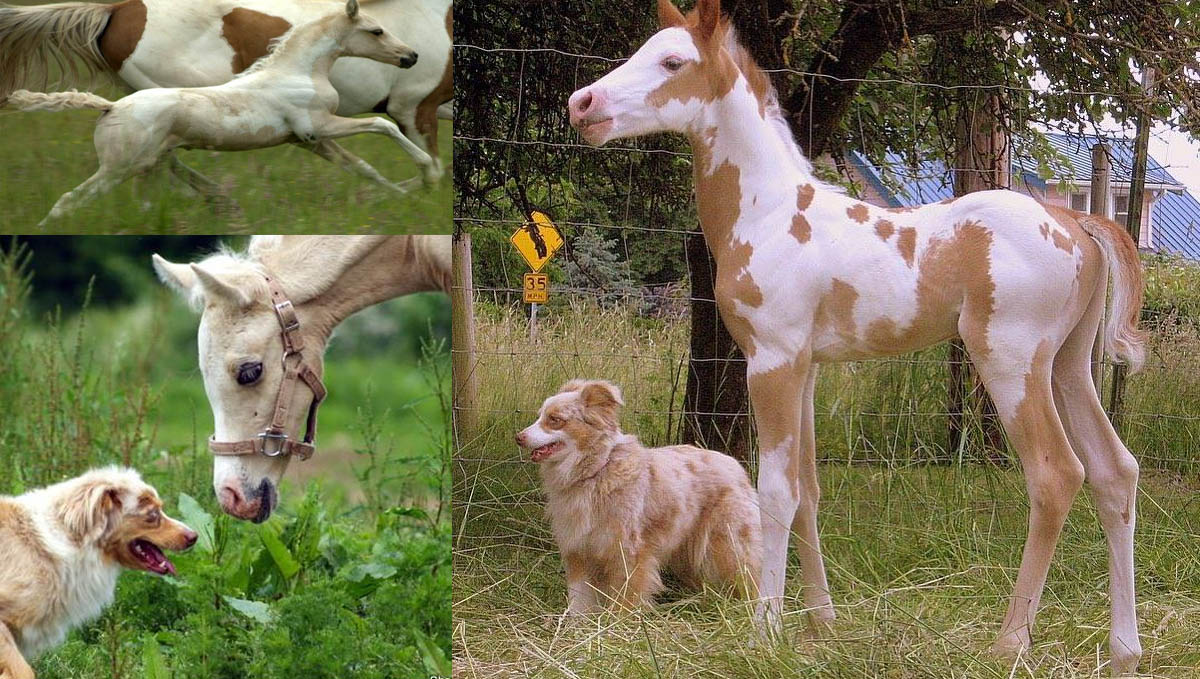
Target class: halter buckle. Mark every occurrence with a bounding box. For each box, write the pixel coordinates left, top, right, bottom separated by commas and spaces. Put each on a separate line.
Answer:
259, 431, 290, 457
274, 300, 300, 331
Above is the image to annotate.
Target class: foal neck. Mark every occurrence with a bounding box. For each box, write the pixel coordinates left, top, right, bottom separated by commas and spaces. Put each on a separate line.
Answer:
254, 15, 347, 79
688, 69, 823, 255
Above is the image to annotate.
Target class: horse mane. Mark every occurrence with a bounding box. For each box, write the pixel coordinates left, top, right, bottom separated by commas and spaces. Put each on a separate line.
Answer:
233, 25, 301, 78
721, 26, 844, 193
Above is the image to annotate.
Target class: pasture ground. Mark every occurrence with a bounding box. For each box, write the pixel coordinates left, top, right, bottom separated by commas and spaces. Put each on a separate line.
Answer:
0, 248, 451, 678
453, 292, 1200, 678
0, 96, 451, 232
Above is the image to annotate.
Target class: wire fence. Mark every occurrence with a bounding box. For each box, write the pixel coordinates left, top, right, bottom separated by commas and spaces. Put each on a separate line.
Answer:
452, 36, 1200, 502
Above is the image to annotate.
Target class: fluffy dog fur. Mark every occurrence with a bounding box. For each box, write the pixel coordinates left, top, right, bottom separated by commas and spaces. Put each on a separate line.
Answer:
0, 467, 196, 679
516, 379, 761, 613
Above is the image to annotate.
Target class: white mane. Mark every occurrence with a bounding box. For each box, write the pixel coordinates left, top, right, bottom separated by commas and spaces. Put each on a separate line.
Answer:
724, 28, 844, 194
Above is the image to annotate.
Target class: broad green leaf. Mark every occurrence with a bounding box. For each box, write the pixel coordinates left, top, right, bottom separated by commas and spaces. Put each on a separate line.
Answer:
257, 524, 300, 580
142, 635, 170, 679
177, 493, 215, 554
223, 596, 274, 624
413, 629, 451, 678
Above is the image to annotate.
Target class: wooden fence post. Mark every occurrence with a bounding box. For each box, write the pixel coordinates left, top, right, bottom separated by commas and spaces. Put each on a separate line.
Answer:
451, 231, 479, 445
949, 91, 1008, 459
1109, 67, 1154, 427
1089, 143, 1111, 399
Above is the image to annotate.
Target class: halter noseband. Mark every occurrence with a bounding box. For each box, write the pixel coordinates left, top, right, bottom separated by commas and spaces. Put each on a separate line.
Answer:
208, 274, 327, 461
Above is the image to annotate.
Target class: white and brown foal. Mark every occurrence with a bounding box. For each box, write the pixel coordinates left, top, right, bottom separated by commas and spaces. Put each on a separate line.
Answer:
569, 0, 1147, 673
5, 0, 431, 226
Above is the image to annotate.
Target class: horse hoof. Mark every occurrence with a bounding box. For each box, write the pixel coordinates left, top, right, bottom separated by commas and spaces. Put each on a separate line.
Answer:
990, 630, 1031, 659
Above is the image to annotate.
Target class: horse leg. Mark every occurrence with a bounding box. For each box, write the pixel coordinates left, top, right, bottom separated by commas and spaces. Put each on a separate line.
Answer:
301, 140, 414, 194
964, 326, 1085, 659
40, 164, 132, 227
390, 87, 448, 184
750, 355, 830, 633
166, 153, 241, 215
314, 116, 435, 186
1052, 280, 1141, 674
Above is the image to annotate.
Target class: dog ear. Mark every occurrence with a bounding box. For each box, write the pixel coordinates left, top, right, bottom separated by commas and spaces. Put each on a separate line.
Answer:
580, 381, 624, 409
558, 379, 588, 393
60, 482, 123, 542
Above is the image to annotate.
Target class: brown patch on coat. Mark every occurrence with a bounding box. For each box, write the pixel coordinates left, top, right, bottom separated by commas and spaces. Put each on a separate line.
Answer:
1008, 339, 1084, 497
408, 7, 453, 156
220, 8, 292, 74
864, 220, 996, 357
846, 203, 870, 223
691, 131, 761, 357
874, 219, 895, 241
896, 227, 917, 267
98, 0, 147, 71
814, 279, 859, 344
790, 183, 814, 244
646, 54, 738, 109
796, 183, 815, 210
747, 358, 807, 498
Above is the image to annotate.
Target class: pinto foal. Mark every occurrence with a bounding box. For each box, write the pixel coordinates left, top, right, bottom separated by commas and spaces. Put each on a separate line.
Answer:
4, 0, 432, 226
568, 0, 1147, 673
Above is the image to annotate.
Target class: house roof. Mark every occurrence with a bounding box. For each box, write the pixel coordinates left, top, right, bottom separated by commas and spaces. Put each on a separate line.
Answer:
1027, 133, 1182, 188
848, 133, 1200, 260
1154, 189, 1200, 259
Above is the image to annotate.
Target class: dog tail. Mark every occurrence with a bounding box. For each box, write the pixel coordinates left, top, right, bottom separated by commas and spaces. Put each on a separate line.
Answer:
4, 88, 113, 112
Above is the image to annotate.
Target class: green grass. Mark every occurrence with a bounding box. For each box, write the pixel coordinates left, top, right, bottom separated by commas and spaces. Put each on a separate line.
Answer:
0, 98, 451, 233
453, 297, 1200, 678
0, 247, 451, 677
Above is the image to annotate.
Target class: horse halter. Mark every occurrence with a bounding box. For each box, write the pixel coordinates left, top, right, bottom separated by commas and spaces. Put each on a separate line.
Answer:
207, 275, 327, 461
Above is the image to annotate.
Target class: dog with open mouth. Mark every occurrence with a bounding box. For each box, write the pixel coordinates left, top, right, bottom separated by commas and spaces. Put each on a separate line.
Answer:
516, 379, 761, 614
0, 466, 196, 678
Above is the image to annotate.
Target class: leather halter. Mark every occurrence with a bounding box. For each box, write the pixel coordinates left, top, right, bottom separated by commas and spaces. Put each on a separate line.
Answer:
208, 275, 327, 461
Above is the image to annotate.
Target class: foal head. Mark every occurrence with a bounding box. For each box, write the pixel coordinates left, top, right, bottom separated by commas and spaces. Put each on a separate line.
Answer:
568, 0, 745, 145
335, 0, 418, 69
154, 250, 330, 523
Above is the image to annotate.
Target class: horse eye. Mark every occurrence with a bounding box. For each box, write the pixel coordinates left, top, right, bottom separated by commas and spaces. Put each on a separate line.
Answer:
662, 57, 684, 72
236, 361, 263, 385
370, 28, 383, 36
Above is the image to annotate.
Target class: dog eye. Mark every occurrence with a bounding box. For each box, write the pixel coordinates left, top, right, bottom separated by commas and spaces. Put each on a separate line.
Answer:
236, 361, 263, 385
662, 56, 685, 72
547, 415, 564, 427
146, 509, 160, 524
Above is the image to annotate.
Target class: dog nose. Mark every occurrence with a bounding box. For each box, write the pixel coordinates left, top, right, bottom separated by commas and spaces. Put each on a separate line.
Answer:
515, 431, 526, 446
183, 529, 198, 549
569, 89, 602, 127
399, 50, 418, 68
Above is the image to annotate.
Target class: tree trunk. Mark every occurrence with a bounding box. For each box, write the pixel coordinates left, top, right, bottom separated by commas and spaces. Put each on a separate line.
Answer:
681, 230, 753, 462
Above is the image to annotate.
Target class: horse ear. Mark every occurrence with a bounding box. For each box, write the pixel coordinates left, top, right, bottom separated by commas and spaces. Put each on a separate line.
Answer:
190, 264, 253, 308
346, 0, 358, 19
696, 0, 722, 44
152, 254, 198, 297
656, 0, 685, 28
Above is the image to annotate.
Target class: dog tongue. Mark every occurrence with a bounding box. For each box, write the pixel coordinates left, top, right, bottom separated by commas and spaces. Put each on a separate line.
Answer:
132, 539, 176, 576
530, 442, 561, 462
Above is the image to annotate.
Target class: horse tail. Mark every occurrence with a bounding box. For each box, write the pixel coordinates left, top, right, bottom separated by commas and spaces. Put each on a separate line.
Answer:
0, 2, 115, 98
1079, 214, 1148, 373
5, 88, 113, 112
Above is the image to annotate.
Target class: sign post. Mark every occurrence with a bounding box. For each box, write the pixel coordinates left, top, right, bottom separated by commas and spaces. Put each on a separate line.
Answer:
510, 211, 563, 339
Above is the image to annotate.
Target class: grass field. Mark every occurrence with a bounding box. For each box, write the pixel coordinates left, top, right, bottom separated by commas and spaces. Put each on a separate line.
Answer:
453, 296, 1200, 678
0, 91, 451, 233
0, 247, 451, 677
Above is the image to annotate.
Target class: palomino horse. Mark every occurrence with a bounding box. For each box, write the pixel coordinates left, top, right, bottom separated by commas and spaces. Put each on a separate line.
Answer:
568, 0, 1147, 673
5, 0, 430, 226
153, 235, 451, 522
0, 0, 451, 192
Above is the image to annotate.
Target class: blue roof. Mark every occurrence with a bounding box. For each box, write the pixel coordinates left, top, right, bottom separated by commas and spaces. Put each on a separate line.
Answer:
1032, 133, 1180, 186
849, 133, 1200, 260
1155, 190, 1200, 259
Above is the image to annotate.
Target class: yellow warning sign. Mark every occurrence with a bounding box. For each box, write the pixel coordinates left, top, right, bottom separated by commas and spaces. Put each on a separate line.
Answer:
523, 273, 549, 304
510, 211, 563, 273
